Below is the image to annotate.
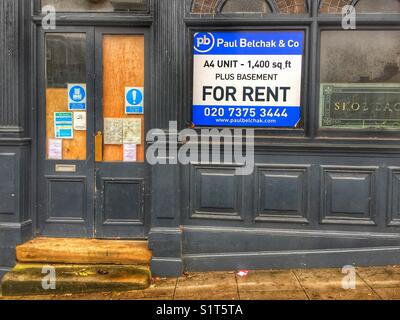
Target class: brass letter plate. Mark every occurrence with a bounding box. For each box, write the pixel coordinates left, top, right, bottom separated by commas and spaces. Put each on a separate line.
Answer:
55, 164, 77, 173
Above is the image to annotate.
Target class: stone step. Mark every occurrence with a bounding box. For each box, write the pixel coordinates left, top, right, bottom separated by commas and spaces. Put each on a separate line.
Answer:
1, 264, 151, 296
17, 238, 152, 265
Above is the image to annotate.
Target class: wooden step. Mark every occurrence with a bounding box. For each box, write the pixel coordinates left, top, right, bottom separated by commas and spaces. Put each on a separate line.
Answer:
17, 238, 152, 265
1, 264, 151, 296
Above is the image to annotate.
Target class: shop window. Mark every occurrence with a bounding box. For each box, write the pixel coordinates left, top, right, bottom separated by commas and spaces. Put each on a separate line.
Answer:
320, 0, 400, 14
319, 31, 400, 130
41, 0, 149, 12
191, 0, 307, 14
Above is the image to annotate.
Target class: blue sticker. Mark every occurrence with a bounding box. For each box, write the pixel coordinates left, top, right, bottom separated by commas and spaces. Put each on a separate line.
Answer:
125, 87, 144, 115
68, 84, 87, 111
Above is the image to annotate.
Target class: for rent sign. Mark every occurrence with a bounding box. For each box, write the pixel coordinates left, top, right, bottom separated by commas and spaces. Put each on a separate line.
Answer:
192, 31, 304, 127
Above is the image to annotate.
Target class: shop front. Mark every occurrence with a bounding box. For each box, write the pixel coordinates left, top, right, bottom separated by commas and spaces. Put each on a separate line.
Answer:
0, 0, 400, 278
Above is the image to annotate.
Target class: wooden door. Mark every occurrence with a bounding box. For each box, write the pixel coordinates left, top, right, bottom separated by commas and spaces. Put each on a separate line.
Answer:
94, 29, 150, 239
38, 27, 95, 238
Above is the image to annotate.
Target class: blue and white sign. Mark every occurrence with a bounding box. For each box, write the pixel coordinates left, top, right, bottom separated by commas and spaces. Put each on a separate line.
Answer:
125, 87, 144, 115
68, 84, 87, 111
54, 112, 73, 139
192, 31, 304, 127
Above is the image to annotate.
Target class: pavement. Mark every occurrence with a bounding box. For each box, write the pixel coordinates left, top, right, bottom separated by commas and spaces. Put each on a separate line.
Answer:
2, 266, 400, 300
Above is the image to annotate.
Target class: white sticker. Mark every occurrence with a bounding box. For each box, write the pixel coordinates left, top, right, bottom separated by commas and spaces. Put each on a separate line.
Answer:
74, 112, 87, 131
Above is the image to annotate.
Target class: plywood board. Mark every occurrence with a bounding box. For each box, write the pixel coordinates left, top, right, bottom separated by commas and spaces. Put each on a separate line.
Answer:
102, 35, 145, 162
46, 88, 86, 160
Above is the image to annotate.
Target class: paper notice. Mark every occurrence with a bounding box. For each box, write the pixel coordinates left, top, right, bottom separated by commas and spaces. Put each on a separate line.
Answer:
104, 118, 123, 145
123, 118, 142, 144
74, 112, 87, 131
48, 139, 62, 160
123, 144, 137, 162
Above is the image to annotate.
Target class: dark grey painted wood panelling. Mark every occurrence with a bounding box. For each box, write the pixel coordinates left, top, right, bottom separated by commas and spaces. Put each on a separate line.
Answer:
0, 220, 33, 270
151, 163, 180, 221
183, 226, 400, 254
0, 0, 29, 135
388, 167, 400, 226
255, 165, 310, 224
0, 147, 31, 225
46, 176, 88, 224
184, 247, 400, 272
181, 152, 400, 235
152, 0, 185, 130
149, 0, 185, 276
102, 178, 145, 225
183, 224, 400, 272
0, 153, 17, 218
320, 166, 378, 226
0, 0, 33, 273
190, 165, 244, 221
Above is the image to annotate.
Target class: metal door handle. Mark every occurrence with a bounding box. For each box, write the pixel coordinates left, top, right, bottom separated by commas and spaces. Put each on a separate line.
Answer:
95, 131, 103, 162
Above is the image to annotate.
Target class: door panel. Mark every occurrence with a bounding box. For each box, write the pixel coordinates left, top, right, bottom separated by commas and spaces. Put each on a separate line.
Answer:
38, 28, 95, 238
94, 29, 150, 239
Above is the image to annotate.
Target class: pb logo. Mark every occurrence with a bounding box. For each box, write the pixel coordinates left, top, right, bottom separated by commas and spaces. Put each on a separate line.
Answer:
194, 32, 215, 53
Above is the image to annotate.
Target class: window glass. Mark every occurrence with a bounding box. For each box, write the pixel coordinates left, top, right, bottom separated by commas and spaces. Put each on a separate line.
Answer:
320, 31, 400, 130
356, 0, 400, 13
191, 0, 307, 14
320, 0, 400, 14
275, 0, 307, 14
221, 0, 271, 13
191, 0, 219, 14
46, 34, 86, 88
319, 0, 352, 14
41, 0, 149, 12
46, 33, 87, 160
